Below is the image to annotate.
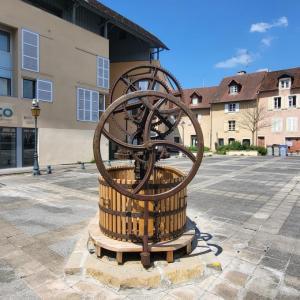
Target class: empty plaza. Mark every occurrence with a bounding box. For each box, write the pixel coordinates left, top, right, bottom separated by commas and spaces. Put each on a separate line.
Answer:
0, 156, 299, 299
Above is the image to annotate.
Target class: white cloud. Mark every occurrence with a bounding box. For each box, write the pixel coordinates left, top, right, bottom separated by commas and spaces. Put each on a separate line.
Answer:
261, 37, 273, 47
215, 49, 253, 69
250, 16, 288, 33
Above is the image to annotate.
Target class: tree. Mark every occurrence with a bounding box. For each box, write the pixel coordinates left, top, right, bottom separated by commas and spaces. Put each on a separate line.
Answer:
239, 101, 270, 146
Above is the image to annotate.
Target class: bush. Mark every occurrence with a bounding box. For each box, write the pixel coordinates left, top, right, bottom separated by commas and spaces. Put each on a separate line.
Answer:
188, 146, 210, 153
216, 141, 267, 155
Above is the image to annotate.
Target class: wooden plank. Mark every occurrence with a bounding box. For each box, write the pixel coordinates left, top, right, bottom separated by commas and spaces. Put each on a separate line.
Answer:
108, 184, 113, 233
112, 182, 116, 234
121, 179, 127, 241
116, 252, 123, 264
166, 251, 174, 263
116, 180, 121, 239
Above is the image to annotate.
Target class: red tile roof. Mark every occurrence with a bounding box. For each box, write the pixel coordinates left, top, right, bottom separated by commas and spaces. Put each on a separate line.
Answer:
212, 71, 267, 103
183, 86, 218, 109
259, 67, 300, 92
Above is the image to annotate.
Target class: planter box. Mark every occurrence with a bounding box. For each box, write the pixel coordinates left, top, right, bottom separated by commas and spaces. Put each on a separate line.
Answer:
227, 150, 258, 156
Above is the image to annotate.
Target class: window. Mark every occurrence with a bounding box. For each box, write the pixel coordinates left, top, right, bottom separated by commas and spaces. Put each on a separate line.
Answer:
97, 56, 109, 89
225, 103, 239, 113
196, 113, 201, 121
272, 118, 283, 132
288, 96, 296, 108
191, 135, 198, 147
230, 85, 238, 94
0, 30, 10, 52
228, 138, 235, 144
279, 78, 291, 89
228, 120, 236, 131
191, 97, 199, 105
22, 128, 35, 167
174, 137, 180, 143
99, 94, 105, 118
0, 77, 11, 96
0, 127, 16, 169
274, 97, 281, 109
242, 139, 250, 147
77, 88, 100, 122
37, 79, 53, 102
218, 138, 224, 146
138, 80, 148, 91
22, 29, 39, 72
229, 103, 236, 112
286, 117, 298, 132
23, 79, 36, 99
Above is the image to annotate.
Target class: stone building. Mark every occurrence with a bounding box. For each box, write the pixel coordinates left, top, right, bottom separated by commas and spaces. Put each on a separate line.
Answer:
258, 67, 300, 152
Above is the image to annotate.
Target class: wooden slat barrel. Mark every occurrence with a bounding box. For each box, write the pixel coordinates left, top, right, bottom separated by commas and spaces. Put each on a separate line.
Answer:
98, 166, 187, 242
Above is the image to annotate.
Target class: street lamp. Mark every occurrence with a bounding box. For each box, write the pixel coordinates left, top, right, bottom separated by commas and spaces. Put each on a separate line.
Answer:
31, 99, 41, 175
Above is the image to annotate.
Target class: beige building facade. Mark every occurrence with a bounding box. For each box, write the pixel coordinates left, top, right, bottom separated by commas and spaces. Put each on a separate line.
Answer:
0, 0, 167, 168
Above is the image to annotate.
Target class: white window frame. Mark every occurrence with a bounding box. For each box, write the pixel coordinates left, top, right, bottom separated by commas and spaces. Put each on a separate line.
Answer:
272, 118, 283, 132
37, 79, 53, 102
228, 120, 236, 131
191, 96, 199, 105
77, 87, 100, 122
274, 97, 281, 109
98, 94, 105, 118
279, 78, 291, 90
286, 117, 298, 132
97, 56, 109, 89
288, 95, 296, 108
229, 103, 236, 112
229, 85, 238, 95
22, 29, 39, 72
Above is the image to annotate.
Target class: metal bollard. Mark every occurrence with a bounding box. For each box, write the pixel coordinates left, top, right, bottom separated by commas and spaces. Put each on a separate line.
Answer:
47, 165, 52, 174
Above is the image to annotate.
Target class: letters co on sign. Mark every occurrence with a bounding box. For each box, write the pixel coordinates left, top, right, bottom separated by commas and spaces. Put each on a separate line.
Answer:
0, 106, 13, 118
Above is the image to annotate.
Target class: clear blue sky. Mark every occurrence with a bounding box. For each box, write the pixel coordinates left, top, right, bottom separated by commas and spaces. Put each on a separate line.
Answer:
101, 0, 300, 88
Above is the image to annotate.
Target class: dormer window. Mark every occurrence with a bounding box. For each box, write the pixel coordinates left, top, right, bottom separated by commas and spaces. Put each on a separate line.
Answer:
279, 78, 291, 89
230, 85, 239, 95
190, 92, 202, 105
192, 96, 199, 105
228, 80, 241, 95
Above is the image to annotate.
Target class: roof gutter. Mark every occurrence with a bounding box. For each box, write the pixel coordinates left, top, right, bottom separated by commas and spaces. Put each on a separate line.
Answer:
76, 0, 169, 50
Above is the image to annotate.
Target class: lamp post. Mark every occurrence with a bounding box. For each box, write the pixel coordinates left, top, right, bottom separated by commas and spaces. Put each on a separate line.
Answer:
180, 121, 186, 146
31, 99, 41, 175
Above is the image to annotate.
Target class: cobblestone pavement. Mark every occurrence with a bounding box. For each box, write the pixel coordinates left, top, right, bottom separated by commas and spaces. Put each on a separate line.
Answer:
0, 156, 299, 299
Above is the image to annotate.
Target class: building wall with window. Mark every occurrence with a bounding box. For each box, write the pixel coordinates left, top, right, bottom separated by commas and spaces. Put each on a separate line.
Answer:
257, 68, 300, 152
210, 100, 256, 148
169, 108, 211, 148
258, 88, 300, 151
0, 0, 110, 167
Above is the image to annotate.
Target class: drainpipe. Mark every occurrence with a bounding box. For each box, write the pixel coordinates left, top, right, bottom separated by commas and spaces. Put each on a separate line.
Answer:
72, 2, 80, 24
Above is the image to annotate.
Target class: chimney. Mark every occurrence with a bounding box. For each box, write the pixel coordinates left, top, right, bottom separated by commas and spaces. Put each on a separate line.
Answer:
237, 70, 246, 75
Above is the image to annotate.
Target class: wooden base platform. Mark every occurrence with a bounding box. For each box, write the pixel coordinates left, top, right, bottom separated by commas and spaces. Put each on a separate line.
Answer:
89, 222, 195, 265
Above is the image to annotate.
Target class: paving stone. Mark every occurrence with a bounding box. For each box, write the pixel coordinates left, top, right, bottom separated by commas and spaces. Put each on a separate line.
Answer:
210, 279, 239, 300
260, 256, 288, 271
244, 290, 271, 300
168, 286, 204, 300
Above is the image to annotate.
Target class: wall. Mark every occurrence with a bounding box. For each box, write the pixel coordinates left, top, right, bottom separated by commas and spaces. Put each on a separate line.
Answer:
168, 108, 211, 149
0, 0, 110, 165
211, 100, 255, 149
258, 88, 300, 147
